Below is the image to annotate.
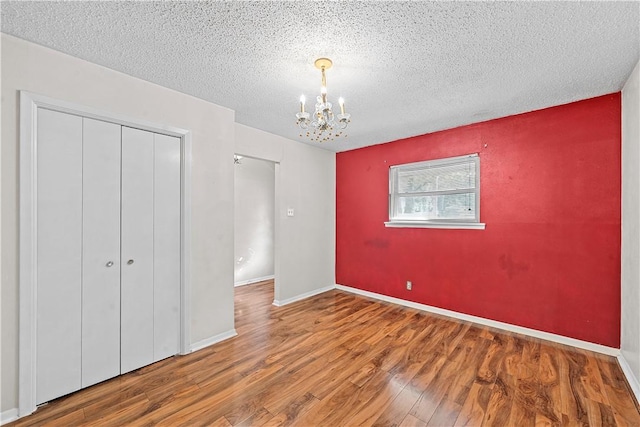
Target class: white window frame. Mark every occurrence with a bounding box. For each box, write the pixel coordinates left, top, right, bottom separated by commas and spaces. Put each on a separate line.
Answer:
385, 153, 485, 229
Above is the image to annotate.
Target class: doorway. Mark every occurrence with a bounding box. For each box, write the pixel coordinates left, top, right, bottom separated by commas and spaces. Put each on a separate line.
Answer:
233, 155, 276, 288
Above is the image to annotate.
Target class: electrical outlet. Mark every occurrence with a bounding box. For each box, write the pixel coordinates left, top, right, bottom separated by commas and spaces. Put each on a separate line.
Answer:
287, 208, 294, 217
406, 281, 412, 291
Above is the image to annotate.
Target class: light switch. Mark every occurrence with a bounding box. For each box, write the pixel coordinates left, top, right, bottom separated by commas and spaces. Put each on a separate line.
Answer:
287, 208, 294, 217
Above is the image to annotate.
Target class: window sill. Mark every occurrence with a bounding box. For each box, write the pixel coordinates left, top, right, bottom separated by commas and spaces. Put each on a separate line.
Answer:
384, 221, 486, 230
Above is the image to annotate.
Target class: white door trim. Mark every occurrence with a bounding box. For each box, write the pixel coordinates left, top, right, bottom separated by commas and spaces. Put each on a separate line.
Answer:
233, 153, 281, 307
18, 91, 193, 417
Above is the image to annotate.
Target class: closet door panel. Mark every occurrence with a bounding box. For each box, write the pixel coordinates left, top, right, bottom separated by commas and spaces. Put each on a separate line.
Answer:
36, 108, 83, 404
153, 134, 181, 360
81, 118, 122, 387
120, 126, 155, 374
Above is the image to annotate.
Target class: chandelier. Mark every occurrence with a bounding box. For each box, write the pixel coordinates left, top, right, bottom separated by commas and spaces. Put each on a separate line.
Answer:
296, 58, 351, 142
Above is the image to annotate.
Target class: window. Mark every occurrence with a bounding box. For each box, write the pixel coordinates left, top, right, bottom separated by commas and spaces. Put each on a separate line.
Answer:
385, 154, 485, 229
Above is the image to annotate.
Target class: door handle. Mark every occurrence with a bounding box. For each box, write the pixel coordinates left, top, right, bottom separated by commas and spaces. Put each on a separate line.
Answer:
127, 259, 134, 265
106, 261, 114, 267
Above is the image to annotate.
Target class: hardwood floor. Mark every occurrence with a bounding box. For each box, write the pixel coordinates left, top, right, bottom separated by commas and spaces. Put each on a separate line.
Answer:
10, 280, 640, 426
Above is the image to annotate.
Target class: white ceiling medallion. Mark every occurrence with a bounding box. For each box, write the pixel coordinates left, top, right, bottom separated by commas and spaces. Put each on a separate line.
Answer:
296, 58, 351, 143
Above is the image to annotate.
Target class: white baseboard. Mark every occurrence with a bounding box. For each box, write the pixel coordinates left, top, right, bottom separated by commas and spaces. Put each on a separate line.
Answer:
1, 408, 18, 425
190, 329, 237, 353
234, 275, 275, 287
335, 284, 620, 357
617, 354, 640, 404
273, 285, 335, 307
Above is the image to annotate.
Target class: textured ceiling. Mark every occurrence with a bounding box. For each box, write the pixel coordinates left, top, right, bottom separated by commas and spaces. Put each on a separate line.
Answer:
2, 1, 639, 152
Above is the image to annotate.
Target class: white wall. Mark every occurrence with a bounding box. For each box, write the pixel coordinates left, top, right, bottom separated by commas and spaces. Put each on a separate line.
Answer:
1, 34, 236, 413
234, 157, 275, 284
235, 124, 336, 304
622, 59, 640, 398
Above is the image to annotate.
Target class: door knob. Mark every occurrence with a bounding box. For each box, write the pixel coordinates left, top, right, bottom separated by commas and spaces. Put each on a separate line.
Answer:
106, 261, 114, 267
127, 259, 134, 265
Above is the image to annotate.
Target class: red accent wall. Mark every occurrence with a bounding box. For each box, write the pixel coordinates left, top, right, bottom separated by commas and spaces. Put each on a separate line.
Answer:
336, 94, 621, 347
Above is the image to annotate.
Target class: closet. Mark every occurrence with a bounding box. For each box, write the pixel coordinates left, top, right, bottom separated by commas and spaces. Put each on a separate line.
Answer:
35, 108, 181, 405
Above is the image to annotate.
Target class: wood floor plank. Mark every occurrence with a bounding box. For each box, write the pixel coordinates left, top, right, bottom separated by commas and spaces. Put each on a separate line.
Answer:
426, 326, 492, 425
82, 392, 150, 423
481, 334, 525, 426
507, 337, 539, 426
559, 347, 592, 425
39, 409, 84, 426
313, 368, 393, 427
400, 414, 428, 427
262, 392, 319, 427
372, 384, 423, 427
581, 349, 611, 406
410, 330, 475, 422
454, 332, 508, 426
207, 416, 234, 427
596, 356, 640, 426
345, 371, 409, 426
454, 382, 493, 426
537, 343, 562, 425
8, 280, 640, 426
260, 351, 347, 415
158, 363, 287, 425
234, 407, 274, 427
82, 397, 152, 426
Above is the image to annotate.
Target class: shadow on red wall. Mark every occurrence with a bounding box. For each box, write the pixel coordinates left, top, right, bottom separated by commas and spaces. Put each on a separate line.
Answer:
336, 93, 621, 347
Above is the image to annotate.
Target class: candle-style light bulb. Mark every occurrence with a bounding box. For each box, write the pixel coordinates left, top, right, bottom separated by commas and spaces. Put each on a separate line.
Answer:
321, 86, 327, 103
339, 97, 345, 115
300, 95, 306, 113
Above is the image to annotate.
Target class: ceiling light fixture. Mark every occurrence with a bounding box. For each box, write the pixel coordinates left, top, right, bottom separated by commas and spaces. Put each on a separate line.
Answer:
296, 58, 350, 143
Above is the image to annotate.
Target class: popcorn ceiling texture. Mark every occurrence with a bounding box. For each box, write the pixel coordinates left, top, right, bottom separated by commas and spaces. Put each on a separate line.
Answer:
1, 1, 638, 152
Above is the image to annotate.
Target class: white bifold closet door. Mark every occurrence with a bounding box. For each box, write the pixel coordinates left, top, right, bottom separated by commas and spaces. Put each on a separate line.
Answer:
36, 109, 84, 405
120, 127, 181, 374
120, 127, 155, 374
81, 118, 122, 388
151, 133, 181, 362
35, 109, 181, 405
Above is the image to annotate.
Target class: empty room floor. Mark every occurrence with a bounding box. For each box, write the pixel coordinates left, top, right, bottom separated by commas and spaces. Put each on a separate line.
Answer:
8, 280, 640, 426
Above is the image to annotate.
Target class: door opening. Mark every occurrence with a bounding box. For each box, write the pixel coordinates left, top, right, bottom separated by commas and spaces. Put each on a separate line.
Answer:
233, 155, 276, 295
